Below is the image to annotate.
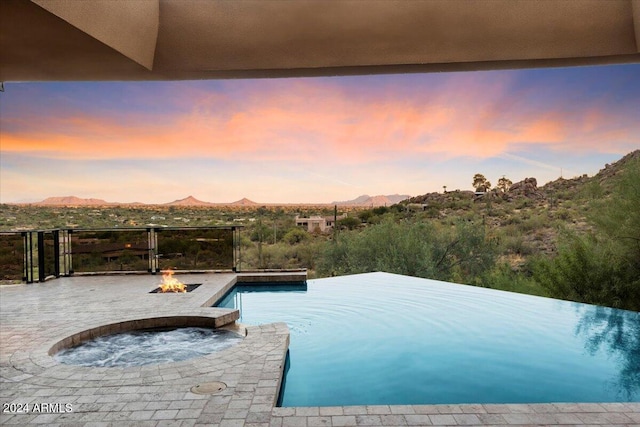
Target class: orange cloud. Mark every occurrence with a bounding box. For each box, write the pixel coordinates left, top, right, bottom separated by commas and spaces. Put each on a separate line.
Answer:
517, 117, 566, 144
2, 77, 637, 167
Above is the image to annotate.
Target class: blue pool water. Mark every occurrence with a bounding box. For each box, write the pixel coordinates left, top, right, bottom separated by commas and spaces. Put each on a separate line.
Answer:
217, 272, 640, 407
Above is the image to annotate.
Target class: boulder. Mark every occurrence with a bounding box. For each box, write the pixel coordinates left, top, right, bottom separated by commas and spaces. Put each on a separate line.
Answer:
508, 177, 541, 198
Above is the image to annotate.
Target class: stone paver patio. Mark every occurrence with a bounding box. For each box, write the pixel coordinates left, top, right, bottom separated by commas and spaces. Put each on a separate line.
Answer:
1, 273, 639, 426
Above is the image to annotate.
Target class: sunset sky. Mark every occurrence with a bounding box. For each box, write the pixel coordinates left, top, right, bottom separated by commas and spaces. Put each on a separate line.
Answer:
1, 64, 638, 204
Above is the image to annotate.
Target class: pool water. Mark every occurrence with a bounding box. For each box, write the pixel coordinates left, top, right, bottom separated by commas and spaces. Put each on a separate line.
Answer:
217, 272, 640, 407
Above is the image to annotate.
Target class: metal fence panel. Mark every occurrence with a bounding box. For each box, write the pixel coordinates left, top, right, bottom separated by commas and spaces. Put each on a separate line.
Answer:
69, 229, 150, 273
156, 228, 234, 271
0, 232, 26, 282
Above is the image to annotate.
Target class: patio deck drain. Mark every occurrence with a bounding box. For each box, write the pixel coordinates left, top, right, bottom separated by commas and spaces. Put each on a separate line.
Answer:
191, 381, 227, 394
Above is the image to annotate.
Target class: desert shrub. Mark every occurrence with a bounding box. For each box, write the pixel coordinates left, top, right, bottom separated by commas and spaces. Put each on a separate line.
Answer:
531, 158, 640, 311
496, 225, 533, 254
504, 215, 522, 225
259, 244, 290, 269
555, 209, 573, 221
372, 206, 389, 215
423, 206, 441, 218
242, 243, 294, 270
292, 239, 325, 272
249, 221, 274, 242
589, 157, 640, 266
318, 218, 496, 283
445, 199, 472, 210
479, 263, 546, 296
337, 216, 361, 230
460, 210, 479, 222
532, 233, 640, 310
501, 234, 535, 256
239, 235, 253, 249
580, 179, 605, 200
241, 235, 324, 272
358, 210, 373, 223
500, 204, 515, 215
555, 190, 573, 200
283, 227, 311, 244
516, 213, 547, 233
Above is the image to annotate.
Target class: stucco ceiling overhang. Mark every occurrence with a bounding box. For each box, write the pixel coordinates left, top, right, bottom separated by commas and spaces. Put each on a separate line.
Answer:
1, 0, 639, 82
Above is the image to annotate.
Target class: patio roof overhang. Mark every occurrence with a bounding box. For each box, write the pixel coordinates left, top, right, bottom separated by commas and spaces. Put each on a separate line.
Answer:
1, 0, 639, 83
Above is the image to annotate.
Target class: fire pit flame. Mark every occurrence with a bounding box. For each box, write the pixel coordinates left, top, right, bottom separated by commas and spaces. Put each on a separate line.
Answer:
158, 269, 186, 293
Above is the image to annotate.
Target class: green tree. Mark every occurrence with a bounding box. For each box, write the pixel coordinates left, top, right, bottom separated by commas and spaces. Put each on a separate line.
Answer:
472, 173, 491, 191
496, 176, 513, 192
283, 227, 311, 245
372, 206, 388, 215
337, 216, 361, 230
358, 210, 373, 223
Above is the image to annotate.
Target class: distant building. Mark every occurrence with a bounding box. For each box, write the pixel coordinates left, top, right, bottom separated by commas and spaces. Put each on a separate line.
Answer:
295, 215, 344, 233
295, 215, 329, 233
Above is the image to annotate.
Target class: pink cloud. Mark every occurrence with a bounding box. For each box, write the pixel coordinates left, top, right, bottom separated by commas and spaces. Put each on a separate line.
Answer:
2, 77, 638, 166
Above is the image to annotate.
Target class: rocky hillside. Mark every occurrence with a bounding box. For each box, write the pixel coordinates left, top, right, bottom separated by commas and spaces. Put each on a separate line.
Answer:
407, 150, 639, 207
594, 149, 640, 183
402, 150, 639, 269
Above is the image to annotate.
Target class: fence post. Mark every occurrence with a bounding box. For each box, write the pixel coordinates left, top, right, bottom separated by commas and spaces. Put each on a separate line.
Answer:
37, 231, 45, 283
53, 230, 60, 278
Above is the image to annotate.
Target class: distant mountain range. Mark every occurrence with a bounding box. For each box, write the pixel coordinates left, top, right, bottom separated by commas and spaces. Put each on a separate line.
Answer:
164, 196, 215, 206
34, 196, 115, 206
164, 196, 259, 206
28, 195, 259, 207
332, 194, 411, 207
23, 194, 409, 207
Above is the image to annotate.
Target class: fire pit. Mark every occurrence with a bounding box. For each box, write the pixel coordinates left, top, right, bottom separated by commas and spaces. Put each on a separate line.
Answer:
150, 269, 201, 293
149, 284, 201, 293
50, 317, 243, 368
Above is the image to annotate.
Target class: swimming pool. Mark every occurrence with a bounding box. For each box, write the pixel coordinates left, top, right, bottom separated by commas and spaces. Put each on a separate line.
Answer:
217, 272, 640, 407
